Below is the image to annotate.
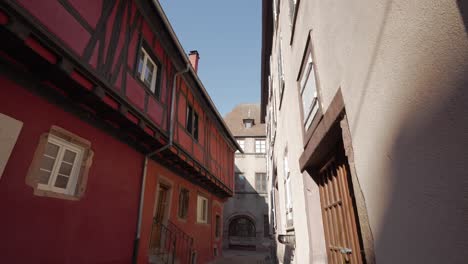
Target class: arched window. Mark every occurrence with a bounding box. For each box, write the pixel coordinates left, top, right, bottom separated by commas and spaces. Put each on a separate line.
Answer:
228, 216, 256, 237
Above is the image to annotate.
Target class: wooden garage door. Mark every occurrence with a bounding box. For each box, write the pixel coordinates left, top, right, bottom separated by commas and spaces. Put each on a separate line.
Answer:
318, 150, 364, 264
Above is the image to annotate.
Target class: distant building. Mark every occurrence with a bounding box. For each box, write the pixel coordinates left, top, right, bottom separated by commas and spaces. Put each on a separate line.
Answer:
261, 0, 468, 264
223, 104, 271, 251
0, 1, 238, 263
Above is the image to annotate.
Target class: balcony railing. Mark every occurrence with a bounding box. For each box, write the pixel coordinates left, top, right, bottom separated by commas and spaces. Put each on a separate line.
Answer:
149, 219, 193, 264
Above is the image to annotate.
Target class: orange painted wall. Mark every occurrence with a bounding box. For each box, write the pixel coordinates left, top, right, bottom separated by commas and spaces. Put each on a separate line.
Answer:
137, 160, 225, 264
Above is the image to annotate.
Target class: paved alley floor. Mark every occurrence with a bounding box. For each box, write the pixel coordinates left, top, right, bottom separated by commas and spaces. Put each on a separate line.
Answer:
209, 250, 273, 264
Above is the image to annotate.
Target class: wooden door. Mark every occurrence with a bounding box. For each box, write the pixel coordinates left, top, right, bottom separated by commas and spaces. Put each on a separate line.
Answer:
318, 148, 364, 264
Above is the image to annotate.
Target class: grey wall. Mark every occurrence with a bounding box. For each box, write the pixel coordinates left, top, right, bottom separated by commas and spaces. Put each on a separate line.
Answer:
266, 0, 468, 263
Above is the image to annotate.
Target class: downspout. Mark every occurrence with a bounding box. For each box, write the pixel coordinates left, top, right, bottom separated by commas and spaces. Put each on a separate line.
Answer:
132, 64, 190, 264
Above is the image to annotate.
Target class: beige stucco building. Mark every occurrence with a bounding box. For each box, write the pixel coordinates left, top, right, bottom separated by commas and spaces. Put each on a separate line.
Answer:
222, 104, 271, 251
261, 0, 468, 263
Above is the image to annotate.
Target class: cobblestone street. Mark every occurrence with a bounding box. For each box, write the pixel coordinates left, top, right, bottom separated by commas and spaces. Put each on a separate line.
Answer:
209, 250, 273, 264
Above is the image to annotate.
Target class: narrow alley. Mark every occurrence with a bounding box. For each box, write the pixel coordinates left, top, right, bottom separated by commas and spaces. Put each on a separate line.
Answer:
0, 0, 467, 264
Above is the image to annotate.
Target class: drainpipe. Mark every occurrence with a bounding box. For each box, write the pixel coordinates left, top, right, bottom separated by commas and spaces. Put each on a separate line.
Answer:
132, 64, 190, 264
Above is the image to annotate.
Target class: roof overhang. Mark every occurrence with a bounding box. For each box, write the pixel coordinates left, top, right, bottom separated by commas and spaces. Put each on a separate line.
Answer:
260, 0, 273, 123
148, 0, 242, 152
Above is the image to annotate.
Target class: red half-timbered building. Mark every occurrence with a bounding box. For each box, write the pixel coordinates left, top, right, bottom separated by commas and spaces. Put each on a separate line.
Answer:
0, 0, 237, 263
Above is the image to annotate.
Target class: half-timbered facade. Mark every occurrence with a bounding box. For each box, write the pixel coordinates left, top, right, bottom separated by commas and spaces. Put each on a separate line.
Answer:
0, 0, 237, 263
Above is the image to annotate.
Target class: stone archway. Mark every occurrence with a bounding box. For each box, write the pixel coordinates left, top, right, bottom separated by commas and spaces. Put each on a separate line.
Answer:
227, 215, 256, 250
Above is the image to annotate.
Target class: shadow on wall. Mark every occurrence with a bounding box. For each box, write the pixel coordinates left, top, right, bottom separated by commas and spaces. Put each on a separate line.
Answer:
223, 164, 270, 251
374, 5, 468, 263
458, 0, 468, 32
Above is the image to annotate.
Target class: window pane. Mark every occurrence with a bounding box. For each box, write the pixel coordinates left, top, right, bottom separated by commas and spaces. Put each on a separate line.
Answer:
255, 139, 266, 153
137, 52, 144, 77
63, 150, 77, 164
144, 61, 154, 88
256, 173, 267, 193
38, 170, 52, 184
193, 112, 199, 140
301, 63, 318, 129
54, 175, 69, 189
178, 189, 189, 218
59, 162, 73, 176
202, 199, 207, 221
186, 105, 193, 133
44, 142, 60, 157
40, 156, 56, 172
236, 139, 244, 153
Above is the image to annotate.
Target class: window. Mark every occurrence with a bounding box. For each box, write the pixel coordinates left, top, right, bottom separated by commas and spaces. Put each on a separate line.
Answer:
255, 173, 267, 193
137, 47, 159, 96
264, 215, 270, 237
197, 195, 209, 223
300, 53, 319, 130
236, 139, 245, 153
213, 246, 218, 257
178, 188, 189, 219
185, 104, 199, 141
243, 118, 254, 128
255, 139, 266, 153
289, 0, 298, 25
235, 173, 246, 191
37, 134, 84, 194
278, 38, 285, 103
215, 215, 221, 238
26, 126, 93, 200
284, 153, 294, 227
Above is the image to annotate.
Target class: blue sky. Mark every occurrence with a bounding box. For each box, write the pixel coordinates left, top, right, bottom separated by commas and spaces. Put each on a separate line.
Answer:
160, 0, 262, 116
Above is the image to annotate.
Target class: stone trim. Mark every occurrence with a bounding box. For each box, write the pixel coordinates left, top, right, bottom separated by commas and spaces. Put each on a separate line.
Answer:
25, 126, 94, 201
340, 116, 376, 264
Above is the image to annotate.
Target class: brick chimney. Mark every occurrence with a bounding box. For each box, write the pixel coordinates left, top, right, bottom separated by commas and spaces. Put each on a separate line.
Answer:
189, 50, 200, 73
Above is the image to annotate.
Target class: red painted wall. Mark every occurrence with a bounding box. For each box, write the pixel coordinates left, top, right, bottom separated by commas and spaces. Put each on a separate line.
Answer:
0, 75, 143, 264
138, 161, 224, 264
8, 0, 234, 189
175, 79, 235, 190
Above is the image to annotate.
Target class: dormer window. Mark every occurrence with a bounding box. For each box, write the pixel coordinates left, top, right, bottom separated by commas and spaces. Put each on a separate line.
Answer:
243, 119, 254, 128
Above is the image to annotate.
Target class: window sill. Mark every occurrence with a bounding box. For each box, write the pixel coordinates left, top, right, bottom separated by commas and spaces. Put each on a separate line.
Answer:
33, 188, 80, 201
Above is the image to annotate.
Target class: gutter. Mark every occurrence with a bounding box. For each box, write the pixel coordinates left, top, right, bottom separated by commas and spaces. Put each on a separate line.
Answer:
132, 63, 190, 264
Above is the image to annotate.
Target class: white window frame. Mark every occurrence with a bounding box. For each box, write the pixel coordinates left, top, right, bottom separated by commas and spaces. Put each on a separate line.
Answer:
137, 48, 158, 94
37, 134, 84, 195
255, 139, 266, 154
197, 195, 209, 223
236, 139, 245, 153
255, 173, 267, 193
300, 53, 319, 130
